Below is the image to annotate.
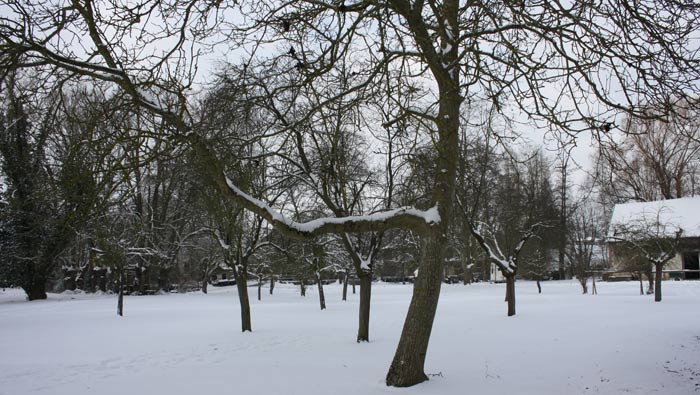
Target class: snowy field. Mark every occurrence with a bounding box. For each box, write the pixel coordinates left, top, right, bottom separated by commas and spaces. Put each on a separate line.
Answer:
2, 280, 700, 395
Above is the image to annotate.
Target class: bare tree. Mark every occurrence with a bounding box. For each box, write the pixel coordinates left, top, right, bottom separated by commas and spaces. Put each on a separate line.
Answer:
469, 222, 542, 316
614, 243, 654, 295
596, 108, 700, 202
3, 0, 700, 387
610, 210, 683, 302
566, 203, 603, 294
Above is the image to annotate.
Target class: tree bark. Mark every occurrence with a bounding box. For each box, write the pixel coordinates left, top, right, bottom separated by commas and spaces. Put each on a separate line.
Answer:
235, 273, 252, 332
506, 275, 516, 316
536, 279, 541, 294
300, 279, 306, 297
316, 273, 326, 310
638, 271, 644, 295
257, 278, 262, 301
342, 272, 348, 301
591, 275, 597, 295
385, 234, 446, 386
654, 263, 663, 302
269, 275, 274, 295
202, 278, 208, 294
357, 273, 372, 342
645, 270, 654, 295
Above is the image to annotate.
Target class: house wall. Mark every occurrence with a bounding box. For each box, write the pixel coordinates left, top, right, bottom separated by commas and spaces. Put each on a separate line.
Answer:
607, 237, 700, 279
490, 263, 505, 283
667, 254, 682, 272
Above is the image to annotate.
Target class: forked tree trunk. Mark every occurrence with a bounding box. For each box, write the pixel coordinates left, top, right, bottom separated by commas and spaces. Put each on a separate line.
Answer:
316, 273, 326, 310
385, 235, 446, 386
505, 275, 516, 316
342, 272, 348, 301
235, 273, 252, 332
654, 263, 663, 302
357, 273, 372, 342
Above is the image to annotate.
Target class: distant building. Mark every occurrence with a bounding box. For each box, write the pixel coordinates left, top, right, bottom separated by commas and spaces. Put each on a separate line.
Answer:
490, 263, 505, 283
607, 197, 700, 279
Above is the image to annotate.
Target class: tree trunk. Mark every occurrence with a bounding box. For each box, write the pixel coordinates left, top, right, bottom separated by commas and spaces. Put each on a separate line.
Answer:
352, 281, 355, 294
316, 272, 326, 310
98, 271, 107, 292
579, 277, 588, 294
117, 288, 124, 316
82, 266, 92, 292
591, 275, 597, 295
402, 261, 406, 284
235, 274, 252, 332
300, 279, 306, 297
23, 265, 48, 301
138, 266, 148, 294
24, 277, 48, 301
558, 156, 568, 280
654, 263, 663, 302
638, 271, 644, 295
357, 273, 372, 342
385, 234, 446, 386
536, 279, 541, 294
342, 272, 348, 301
257, 278, 262, 301
385, 50, 459, 385
269, 275, 274, 295
117, 271, 124, 317
461, 260, 468, 285
506, 275, 516, 316
202, 277, 208, 294
645, 270, 654, 295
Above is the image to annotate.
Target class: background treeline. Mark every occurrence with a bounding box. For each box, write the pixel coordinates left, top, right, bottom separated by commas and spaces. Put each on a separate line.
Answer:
0, 77, 572, 300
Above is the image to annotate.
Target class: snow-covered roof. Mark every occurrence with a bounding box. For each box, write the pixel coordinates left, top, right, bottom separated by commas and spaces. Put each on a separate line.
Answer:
608, 197, 700, 239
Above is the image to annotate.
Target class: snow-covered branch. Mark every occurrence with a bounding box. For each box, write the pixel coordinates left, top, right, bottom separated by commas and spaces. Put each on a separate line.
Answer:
224, 173, 440, 238
469, 222, 544, 276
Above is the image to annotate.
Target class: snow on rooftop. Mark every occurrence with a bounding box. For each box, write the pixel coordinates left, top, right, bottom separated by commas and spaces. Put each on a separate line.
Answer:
608, 196, 700, 239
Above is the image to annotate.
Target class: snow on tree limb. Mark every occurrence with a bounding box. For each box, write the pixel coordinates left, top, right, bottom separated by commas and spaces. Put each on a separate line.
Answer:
223, 175, 440, 239
469, 222, 544, 275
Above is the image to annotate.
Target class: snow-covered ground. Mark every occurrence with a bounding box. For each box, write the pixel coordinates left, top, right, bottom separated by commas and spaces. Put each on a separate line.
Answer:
2, 280, 700, 395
